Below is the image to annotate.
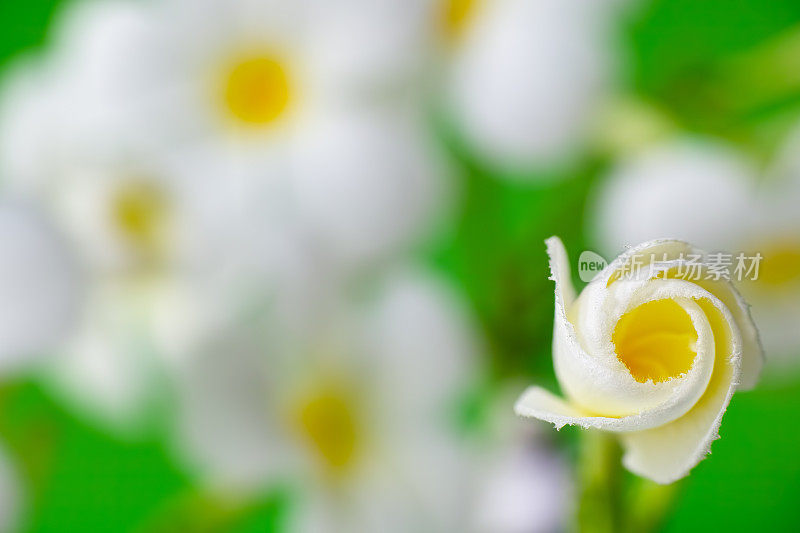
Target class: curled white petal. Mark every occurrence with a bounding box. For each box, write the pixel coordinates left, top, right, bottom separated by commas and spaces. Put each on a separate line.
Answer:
516, 237, 763, 483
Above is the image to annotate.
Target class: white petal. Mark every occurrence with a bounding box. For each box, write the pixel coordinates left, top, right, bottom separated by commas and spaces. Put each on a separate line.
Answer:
0, 203, 80, 367
307, 0, 429, 94
0, 59, 59, 188
620, 297, 741, 483
589, 139, 756, 255
173, 327, 290, 491
738, 124, 800, 363
44, 0, 163, 158
363, 266, 480, 417
449, 0, 610, 170
291, 108, 447, 265
474, 442, 571, 533
541, 239, 716, 424
516, 237, 762, 483
45, 284, 158, 431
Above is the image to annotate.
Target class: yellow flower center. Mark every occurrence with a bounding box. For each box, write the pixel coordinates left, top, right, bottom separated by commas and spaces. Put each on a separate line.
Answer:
757, 242, 800, 287
294, 384, 361, 474
111, 180, 169, 260
613, 299, 698, 383
441, 0, 479, 41
223, 55, 291, 125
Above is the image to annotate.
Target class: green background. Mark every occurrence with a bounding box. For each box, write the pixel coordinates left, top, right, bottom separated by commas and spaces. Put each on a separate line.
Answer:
1, 0, 800, 530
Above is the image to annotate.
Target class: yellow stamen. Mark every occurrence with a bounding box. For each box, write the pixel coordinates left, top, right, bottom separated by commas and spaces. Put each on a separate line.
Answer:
295, 384, 360, 474
613, 299, 697, 383
442, 0, 479, 41
223, 55, 291, 125
758, 242, 800, 286
111, 180, 168, 258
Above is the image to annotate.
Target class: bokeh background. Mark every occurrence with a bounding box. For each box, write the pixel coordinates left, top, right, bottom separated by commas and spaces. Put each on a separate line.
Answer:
1, 0, 800, 531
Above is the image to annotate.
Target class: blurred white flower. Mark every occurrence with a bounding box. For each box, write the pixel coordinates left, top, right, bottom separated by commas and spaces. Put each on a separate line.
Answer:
173, 267, 481, 532
740, 126, 800, 363
441, 0, 617, 173
473, 387, 572, 533
0, 202, 80, 369
588, 138, 757, 255
0, 203, 65, 531
0, 0, 448, 427
81, 0, 448, 266
589, 136, 800, 366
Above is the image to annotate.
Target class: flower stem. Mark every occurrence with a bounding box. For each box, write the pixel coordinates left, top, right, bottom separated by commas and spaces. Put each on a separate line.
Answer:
575, 430, 622, 533
574, 430, 681, 532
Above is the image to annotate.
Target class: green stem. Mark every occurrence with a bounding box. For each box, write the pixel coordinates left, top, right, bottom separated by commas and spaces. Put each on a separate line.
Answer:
623, 477, 681, 533
574, 430, 681, 533
575, 431, 623, 533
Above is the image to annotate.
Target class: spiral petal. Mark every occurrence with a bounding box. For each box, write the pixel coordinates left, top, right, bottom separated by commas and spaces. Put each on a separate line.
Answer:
515, 236, 763, 483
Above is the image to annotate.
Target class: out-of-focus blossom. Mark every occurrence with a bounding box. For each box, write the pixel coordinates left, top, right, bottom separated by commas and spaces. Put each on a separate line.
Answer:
0, 203, 76, 531
0, 54, 215, 427
473, 387, 572, 533
0, 0, 448, 428
588, 139, 757, 254
174, 267, 481, 531
589, 136, 800, 365
440, 0, 617, 174
741, 125, 800, 361
77, 0, 448, 267
516, 237, 763, 483
0, 202, 79, 368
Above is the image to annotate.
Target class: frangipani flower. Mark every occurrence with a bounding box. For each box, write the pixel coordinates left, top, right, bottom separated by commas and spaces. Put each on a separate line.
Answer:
440, 0, 617, 172
515, 237, 763, 483
590, 136, 800, 364
174, 267, 481, 531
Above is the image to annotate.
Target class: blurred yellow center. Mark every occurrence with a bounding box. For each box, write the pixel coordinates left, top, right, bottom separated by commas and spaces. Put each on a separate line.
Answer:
442, 0, 479, 40
758, 242, 800, 286
612, 299, 697, 383
111, 181, 168, 257
224, 55, 291, 125
295, 384, 360, 474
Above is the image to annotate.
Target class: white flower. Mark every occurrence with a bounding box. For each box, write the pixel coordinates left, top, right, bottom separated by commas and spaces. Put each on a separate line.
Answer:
515, 237, 763, 483
473, 386, 572, 533
0, 202, 80, 369
0, 203, 69, 531
589, 136, 800, 365
0, 0, 443, 426
442, 0, 617, 173
173, 267, 481, 531
588, 139, 757, 254
0, 49, 210, 427
89, 0, 448, 266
